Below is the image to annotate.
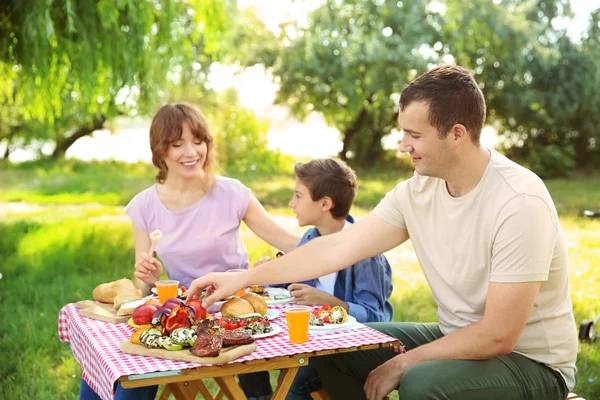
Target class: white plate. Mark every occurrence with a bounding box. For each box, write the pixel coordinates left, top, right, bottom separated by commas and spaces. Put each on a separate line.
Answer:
263, 288, 294, 305
265, 297, 294, 305
309, 315, 357, 331
265, 309, 280, 320
253, 323, 282, 339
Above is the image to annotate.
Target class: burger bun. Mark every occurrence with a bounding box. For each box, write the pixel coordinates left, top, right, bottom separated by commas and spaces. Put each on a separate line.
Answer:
240, 292, 268, 316
221, 298, 255, 318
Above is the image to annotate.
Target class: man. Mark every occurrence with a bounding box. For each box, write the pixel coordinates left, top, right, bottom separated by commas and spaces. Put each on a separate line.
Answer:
188, 65, 577, 400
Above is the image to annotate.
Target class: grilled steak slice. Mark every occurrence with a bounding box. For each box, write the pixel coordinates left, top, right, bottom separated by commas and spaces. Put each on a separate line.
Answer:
190, 332, 222, 357
220, 328, 255, 347
195, 319, 212, 335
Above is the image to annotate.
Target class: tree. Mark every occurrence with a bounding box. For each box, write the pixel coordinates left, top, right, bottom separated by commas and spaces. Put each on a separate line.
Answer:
442, 0, 600, 176
270, 0, 442, 165
0, 0, 229, 159
266, 0, 599, 174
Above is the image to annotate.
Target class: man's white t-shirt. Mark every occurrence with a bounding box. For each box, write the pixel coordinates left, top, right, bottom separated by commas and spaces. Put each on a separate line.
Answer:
372, 149, 577, 389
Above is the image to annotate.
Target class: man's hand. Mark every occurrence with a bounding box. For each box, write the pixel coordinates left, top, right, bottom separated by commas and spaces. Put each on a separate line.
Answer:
253, 256, 272, 268
134, 252, 163, 286
287, 283, 346, 308
187, 271, 252, 307
364, 355, 408, 400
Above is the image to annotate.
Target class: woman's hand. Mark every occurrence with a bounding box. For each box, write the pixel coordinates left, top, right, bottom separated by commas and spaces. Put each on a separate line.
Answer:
287, 283, 345, 307
134, 252, 163, 286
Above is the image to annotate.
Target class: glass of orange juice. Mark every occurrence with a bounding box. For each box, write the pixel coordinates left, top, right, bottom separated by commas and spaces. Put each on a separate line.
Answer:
285, 306, 311, 344
156, 280, 179, 304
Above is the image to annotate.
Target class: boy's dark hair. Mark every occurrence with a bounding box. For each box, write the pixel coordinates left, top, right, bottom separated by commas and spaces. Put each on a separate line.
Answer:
294, 158, 357, 219
399, 65, 486, 145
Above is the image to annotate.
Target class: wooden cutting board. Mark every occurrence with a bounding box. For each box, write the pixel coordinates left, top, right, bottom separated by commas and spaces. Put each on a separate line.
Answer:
120, 341, 256, 364
75, 300, 130, 324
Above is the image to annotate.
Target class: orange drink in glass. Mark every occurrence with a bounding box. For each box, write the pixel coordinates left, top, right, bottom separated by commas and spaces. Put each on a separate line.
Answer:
285, 306, 311, 344
156, 280, 179, 304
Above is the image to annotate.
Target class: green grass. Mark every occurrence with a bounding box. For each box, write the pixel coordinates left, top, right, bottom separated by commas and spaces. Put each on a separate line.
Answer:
0, 160, 599, 399
0, 159, 410, 208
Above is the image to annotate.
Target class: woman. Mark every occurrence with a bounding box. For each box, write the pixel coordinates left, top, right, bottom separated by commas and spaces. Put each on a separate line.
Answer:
80, 103, 299, 400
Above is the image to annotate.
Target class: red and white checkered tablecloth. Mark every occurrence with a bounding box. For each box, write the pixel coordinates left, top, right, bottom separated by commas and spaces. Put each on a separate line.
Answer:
59, 302, 402, 400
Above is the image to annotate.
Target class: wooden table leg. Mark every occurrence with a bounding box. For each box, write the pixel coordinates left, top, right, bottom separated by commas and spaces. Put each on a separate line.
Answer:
214, 375, 247, 400
189, 380, 215, 400
158, 383, 174, 400
161, 379, 215, 400
272, 367, 300, 400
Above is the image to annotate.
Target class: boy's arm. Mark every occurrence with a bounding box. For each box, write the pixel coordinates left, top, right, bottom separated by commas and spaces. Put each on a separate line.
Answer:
344, 254, 393, 323
190, 214, 409, 305
286, 283, 349, 309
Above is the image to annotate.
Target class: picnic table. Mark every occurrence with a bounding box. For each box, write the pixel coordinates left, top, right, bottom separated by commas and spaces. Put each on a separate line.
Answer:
59, 302, 403, 400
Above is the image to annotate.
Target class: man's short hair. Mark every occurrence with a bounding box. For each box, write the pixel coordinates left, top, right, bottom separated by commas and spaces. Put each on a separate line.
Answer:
294, 158, 357, 219
399, 65, 486, 144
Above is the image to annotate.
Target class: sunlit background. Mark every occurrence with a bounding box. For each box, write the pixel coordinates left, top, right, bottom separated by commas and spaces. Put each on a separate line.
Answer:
7, 0, 598, 164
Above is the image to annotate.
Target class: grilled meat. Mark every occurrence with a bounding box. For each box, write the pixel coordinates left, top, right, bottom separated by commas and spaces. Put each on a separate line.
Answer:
220, 328, 255, 347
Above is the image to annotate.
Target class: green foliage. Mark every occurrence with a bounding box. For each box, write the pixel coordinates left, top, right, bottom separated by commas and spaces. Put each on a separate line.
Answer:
0, 0, 229, 158
270, 0, 441, 165
523, 144, 576, 178
256, 0, 600, 173
211, 89, 296, 174
443, 0, 600, 174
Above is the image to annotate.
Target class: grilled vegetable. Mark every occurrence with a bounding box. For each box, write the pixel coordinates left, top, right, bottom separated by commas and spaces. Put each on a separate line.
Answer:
160, 336, 184, 351
131, 324, 154, 344
328, 306, 348, 324
141, 333, 163, 349
164, 304, 195, 335
170, 328, 193, 346
186, 329, 197, 347
139, 328, 162, 343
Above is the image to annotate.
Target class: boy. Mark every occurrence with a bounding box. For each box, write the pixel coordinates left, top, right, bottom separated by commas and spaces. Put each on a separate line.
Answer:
239, 158, 394, 400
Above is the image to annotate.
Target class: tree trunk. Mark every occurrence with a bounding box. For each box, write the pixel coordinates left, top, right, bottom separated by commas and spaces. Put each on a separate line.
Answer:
1, 126, 18, 160
2, 141, 9, 160
339, 94, 375, 161
51, 115, 106, 159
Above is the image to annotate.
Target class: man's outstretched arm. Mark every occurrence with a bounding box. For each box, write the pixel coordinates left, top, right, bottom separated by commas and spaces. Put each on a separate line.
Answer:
188, 214, 408, 306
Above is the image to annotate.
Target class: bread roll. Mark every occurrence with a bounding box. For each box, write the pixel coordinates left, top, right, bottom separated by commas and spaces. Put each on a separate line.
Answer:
240, 292, 267, 316
113, 292, 143, 310
116, 298, 145, 316
92, 278, 139, 304
221, 298, 255, 317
